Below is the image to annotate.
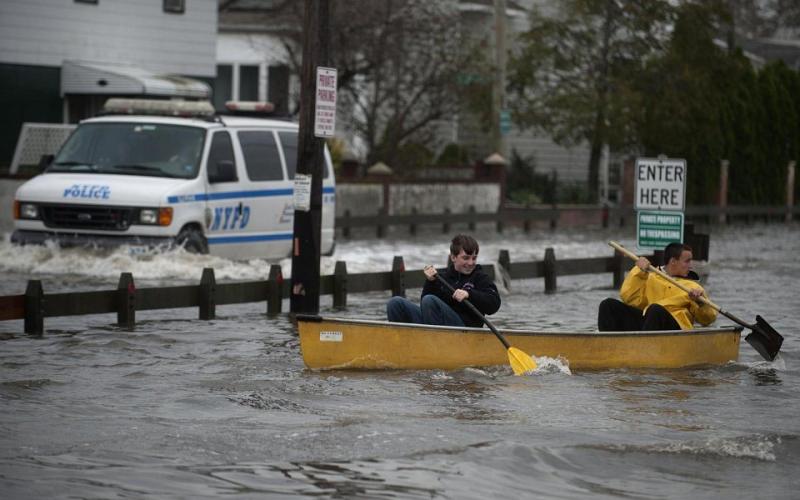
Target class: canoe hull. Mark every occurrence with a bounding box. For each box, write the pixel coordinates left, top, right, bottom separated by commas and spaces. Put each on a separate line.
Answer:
297, 316, 742, 371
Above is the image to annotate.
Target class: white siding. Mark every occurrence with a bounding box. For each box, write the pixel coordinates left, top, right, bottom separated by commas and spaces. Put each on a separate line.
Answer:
0, 0, 217, 76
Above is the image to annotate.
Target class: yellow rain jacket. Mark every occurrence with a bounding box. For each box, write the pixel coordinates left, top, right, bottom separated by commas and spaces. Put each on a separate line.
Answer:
620, 265, 717, 330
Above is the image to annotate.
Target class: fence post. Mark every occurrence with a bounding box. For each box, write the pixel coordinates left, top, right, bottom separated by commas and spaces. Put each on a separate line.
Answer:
267, 264, 283, 316
498, 249, 511, 277
718, 159, 729, 224
443, 208, 451, 234
342, 209, 351, 239
409, 207, 417, 236
117, 272, 135, 330
377, 206, 387, 238
333, 260, 348, 309
24, 280, 44, 336
495, 207, 504, 233
199, 268, 216, 320
468, 205, 476, 232
612, 250, 625, 289
787, 160, 796, 223
543, 247, 557, 294
391, 256, 406, 297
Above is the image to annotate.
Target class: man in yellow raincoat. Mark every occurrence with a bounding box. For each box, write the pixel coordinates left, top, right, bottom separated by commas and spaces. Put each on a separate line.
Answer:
598, 242, 717, 331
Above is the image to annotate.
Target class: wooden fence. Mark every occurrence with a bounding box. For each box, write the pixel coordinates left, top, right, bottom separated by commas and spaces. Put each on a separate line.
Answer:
0, 248, 652, 336
336, 204, 799, 238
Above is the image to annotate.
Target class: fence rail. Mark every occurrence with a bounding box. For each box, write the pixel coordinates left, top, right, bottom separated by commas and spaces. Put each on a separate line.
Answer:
1, 248, 653, 336
336, 204, 799, 237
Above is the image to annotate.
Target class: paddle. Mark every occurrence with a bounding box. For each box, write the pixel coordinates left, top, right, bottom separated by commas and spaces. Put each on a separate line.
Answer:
609, 241, 783, 361
432, 272, 537, 375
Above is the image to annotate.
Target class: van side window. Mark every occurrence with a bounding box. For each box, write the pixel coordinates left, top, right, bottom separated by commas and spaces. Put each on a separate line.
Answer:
207, 131, 236, 182
278, 131, 330, 180
239, 131, 283, 181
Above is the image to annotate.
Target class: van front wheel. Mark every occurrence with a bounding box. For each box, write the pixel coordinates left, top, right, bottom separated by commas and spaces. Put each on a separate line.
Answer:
177, 228, 208, 254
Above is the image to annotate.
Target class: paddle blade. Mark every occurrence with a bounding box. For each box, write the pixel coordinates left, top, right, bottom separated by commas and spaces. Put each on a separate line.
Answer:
508, 347, 537, 375
745, 315, 784, 361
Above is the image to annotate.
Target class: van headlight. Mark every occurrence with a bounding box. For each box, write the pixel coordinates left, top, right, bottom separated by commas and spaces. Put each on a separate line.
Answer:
138, 207, 173, 226
15, 201, 40, 220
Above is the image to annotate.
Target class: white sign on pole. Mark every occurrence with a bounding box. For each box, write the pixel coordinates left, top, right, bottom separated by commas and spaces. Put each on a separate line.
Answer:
634, 157, 687, 211
314, 67, 337, 138
293, 174, 312, 212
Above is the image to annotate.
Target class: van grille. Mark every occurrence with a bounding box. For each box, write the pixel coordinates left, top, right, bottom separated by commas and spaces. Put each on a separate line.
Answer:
41, 204, 135, 231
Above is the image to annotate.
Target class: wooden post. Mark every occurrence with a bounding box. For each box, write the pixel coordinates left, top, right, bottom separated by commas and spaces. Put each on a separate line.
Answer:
787, 160, 796, 223
290, 0, 330, 314
117, 272, 135, 330
653, 249, 665, 267
267, 264, 283, 316
612, 250, 625, 289
342, 209, 351, 239
409, 207, 417, 236
391, 256, 406, 298
24, 280, 44, 336
333, 260, 348, 309
199, 268, 216, 320
443, 207, 451, 234
377, 206, 387, 239
543, 247, 556, 294
496, 208, 504, 233
718, 159, 729, 224
468, 205, 476, 232
498, 249, 511, 277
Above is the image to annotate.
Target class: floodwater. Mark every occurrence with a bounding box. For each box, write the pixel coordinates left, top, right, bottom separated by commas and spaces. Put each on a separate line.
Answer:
1, 223, 799, 499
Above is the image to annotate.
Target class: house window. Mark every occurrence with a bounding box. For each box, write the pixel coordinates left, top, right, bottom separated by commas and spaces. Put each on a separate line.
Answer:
239, 65, 259, 101
163, 0, 185, 14
212, 64, 262, 111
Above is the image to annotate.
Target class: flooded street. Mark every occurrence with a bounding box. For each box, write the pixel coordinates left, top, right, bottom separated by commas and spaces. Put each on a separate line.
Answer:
1, 223, 799, 498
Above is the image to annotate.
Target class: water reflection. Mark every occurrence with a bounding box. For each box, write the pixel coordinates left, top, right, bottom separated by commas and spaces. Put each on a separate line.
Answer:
748, 367, 782, 386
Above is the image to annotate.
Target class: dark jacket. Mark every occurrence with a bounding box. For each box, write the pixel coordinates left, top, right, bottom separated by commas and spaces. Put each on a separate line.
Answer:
421, 263, 501, 328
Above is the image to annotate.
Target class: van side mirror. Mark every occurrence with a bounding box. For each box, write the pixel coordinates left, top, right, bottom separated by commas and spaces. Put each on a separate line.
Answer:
209, 160, 237, 183
38, 154, 54, 172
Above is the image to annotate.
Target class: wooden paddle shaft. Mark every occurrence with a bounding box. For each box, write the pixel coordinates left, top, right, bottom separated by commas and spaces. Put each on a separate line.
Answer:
608, 241, 722, 311
433, 273, 511, 349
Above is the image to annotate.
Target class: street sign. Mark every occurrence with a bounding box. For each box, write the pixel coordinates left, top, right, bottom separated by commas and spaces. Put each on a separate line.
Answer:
637, 210, 684, 249
314, 67, 337, 138
634, 157, 686, 211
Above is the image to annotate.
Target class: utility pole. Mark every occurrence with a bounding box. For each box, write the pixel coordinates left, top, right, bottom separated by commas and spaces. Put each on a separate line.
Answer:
492, 0, 507, 159
291, 0, 330, 314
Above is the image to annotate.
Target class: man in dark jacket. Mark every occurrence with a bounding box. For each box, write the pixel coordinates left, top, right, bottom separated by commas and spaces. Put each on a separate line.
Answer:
386, 234, 501, 327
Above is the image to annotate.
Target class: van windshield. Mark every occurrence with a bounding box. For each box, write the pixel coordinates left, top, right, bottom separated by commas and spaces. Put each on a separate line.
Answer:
48, 122, 206, 179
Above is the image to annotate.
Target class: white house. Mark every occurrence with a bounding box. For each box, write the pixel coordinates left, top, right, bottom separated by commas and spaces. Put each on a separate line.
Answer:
0, 0, 218, 169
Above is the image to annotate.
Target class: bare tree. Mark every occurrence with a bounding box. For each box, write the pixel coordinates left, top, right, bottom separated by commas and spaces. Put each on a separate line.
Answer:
220, 0, 486, 171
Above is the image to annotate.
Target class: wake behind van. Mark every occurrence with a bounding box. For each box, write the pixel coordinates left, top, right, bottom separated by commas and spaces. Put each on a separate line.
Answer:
11, 99, 336, 260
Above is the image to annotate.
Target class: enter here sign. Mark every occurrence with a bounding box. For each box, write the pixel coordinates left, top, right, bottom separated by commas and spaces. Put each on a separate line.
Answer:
634, 157, 686, 211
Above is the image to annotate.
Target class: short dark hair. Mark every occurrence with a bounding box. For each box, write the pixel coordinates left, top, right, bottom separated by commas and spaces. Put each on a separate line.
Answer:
664, 242, 692, 264
450, 234, 479, 256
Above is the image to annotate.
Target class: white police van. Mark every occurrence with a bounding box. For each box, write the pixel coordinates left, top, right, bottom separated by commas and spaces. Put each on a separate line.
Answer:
12, 99, 336, 260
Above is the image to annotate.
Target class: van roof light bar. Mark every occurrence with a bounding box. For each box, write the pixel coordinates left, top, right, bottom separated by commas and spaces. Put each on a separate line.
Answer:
102, 98, 216, 118
224, 101, 275, 114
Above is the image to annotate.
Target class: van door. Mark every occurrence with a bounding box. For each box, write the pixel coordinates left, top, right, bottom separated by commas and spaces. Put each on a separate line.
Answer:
205, 130, 255, 259
234, 129, 294, 259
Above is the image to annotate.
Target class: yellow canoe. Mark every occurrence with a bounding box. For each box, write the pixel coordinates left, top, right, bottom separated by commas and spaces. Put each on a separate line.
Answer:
296, 315, 742, 371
